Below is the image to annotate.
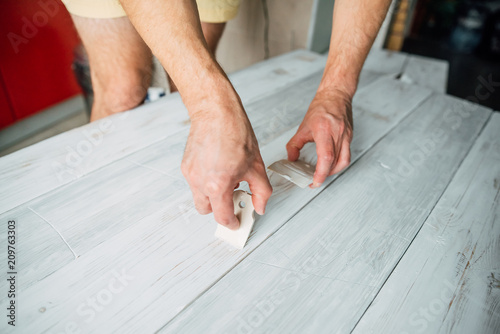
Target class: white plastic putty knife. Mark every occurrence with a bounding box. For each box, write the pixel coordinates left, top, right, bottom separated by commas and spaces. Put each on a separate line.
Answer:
215, 190, 255, 249
268, 159, 315, 188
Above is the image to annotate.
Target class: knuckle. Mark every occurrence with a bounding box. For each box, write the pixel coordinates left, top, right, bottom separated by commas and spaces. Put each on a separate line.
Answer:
313, 120, 332, 133
206, 174, 234, 195
319, 152, 335, 163
205, 181, 224, 195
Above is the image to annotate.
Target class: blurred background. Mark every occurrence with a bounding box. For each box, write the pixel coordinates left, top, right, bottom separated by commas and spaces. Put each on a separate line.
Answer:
0, 0, 499, 156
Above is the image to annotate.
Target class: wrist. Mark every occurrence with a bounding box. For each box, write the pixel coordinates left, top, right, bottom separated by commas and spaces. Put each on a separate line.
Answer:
314, 85, 353, 109
317, 51, 362, 99
183, 72, 241, 120
317, 69, 358, 100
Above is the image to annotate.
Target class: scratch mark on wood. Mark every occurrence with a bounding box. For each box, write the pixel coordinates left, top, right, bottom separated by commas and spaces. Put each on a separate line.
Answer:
28, 207, 78, 260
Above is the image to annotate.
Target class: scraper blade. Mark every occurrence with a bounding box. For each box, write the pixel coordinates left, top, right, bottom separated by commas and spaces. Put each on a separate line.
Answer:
215, 190, 255, 249
268, 159, 315, 188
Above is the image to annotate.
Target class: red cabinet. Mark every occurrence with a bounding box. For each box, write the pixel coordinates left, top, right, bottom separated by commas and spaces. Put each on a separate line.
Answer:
0, 0, 82, 128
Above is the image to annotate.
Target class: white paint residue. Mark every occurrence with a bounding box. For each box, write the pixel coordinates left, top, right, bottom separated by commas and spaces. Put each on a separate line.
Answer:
28, 207, 78, 259
379, 161, 391, 169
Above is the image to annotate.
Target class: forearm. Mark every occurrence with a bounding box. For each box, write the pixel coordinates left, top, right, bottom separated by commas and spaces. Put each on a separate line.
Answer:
319, 0, 392, 97
119, 0, 234, 118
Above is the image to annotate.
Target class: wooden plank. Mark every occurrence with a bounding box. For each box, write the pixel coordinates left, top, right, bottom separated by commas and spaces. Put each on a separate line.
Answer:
362, 48, 408, 76
0, 50, 327, 215
25, 74, 415, 261
229, 50, 327, 104
0, 207, 75, 292
358, 69, 384, 89
161, 95, 492, 333
4, 78, 432, 333
353, 112, 500, 334
401, 54, 449, 93
25, 72, 323, 258
20, 67, 385, 260
28, 159, 184, 256
126, 75, 430, 184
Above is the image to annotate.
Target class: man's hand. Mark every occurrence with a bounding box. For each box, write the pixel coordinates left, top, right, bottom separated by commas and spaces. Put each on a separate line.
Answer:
118, 0, 274, 227
286, 89, 353, 188
181, 94, 272, 230
285, 0, 391, 188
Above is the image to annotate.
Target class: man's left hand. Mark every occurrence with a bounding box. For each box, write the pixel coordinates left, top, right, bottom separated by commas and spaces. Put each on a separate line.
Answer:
286, 88, 353, 188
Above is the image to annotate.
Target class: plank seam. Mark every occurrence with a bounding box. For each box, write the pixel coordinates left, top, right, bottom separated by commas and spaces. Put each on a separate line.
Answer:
28, 207, 78, 260
349, 109, 494, 334
127, 159, 184, 181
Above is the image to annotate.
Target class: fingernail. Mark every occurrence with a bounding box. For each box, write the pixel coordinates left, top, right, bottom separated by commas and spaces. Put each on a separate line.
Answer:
312, 182, 321, 188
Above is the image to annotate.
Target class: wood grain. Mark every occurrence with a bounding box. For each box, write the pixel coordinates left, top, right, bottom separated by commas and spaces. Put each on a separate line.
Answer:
28, 159, 184, 256
161, 95, 491, 333
353, 112, 500, 334
0, 207, 75, 292
362, 48, 408, 76
401, 54, 449, 93
0, 50, 327, 214
3, 78, 432, 333
25, 72, 322, 258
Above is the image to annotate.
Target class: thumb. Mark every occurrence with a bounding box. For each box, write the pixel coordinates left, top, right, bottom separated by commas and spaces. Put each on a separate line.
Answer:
286, 130, 310, 161
247, 168, 273, 215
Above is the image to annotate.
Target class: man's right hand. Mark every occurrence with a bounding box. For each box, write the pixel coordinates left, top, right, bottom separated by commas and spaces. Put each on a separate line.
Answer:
181, 92, 272, 230
119, 0, 272, 229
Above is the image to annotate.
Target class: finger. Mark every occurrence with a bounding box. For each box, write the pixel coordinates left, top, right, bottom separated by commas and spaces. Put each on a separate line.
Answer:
286, 129, 311, 161
210, 188, 239, 230
191, 188, 212, 215
246, 166, 273, 215
330, 138, 351, 175
312, 132, 336, 188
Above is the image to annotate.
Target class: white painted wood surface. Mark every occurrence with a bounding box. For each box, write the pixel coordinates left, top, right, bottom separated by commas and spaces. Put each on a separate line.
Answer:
401, 54, 449, 93
4, 72, 395, 271
0, 50, 327, 214
0, 208, 75, 292
353, 112, 500, 334
161, 95, 492, 334
362, 49, 450, 94
0, 50, 493, 334
362, 48, 408, 77
0, 74, 431, 333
